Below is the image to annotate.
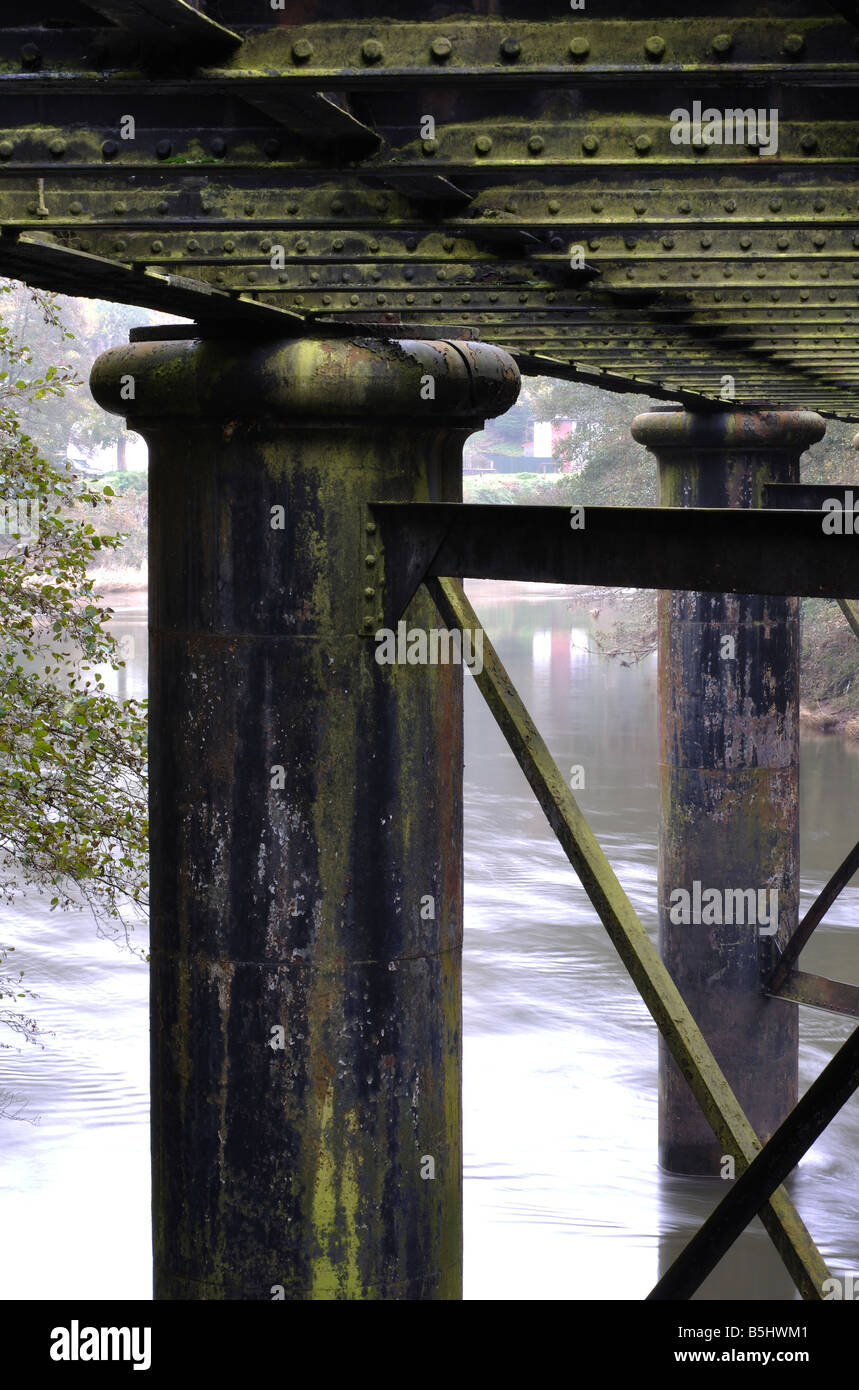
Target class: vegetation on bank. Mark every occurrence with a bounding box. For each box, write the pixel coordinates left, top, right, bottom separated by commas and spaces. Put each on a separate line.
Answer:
0, 284, 154, 1071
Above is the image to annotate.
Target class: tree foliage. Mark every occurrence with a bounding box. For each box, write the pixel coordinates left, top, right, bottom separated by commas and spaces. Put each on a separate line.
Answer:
0, 283, 148, 1053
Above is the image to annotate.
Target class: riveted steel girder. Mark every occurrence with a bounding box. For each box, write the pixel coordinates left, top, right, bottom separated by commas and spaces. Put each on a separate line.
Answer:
2, 5, 859, 414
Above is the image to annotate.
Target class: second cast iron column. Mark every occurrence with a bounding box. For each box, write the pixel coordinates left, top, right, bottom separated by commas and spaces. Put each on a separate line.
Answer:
632, 408, 825, 1175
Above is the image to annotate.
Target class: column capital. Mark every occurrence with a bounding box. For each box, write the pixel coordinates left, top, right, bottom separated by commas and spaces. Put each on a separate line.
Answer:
90, 334, 520, 429
631, 407, 825, 454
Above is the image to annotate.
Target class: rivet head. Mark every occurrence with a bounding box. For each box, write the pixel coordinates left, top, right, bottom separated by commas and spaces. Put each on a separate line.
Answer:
634, 134, 652, 154
475, 135, 493, 155
156, 140, 172, 159
292, 39, 314, 62
113, 238, 127, 252
724, 199, 737, 213
287, 202, 299, 214
210, 137, 226, 157
800, 133, 817, 152
783, 33, 805, 57
187, 238, 199, 251
200, 199, 213, 212
369, 239, 380, 252
114, 201, 128, 213
644, 36, 666, 60
363, 617, 376, 631
364, 587, 376, 599
633, 202, 646, 215
528, 135, 545, 154
813, 197, 825, 212
362, 38, 384, 64
365, 521, 377, 534
548, 199, 561, 213
500, 36, 521, 60
678, 199, 691, 213
101, 139, 118, 159
582, 135, 599, 155
569, 37, 590, 59
777, 235, 789, 249
813, 232, 826, 248
739, 234, 752, 249
244, 202, 256, 215
49, 138, 66, 157
152, 239, 164, 252
365, 554, 377, 567
852, 234, 859, 249
442, 237, 455, 252
296, 239, 308, 253
661, 235, 675, 249
769, 197, 782, 211
422, 137, 438, 155
700, 234, 713, 248
69, 201, 82, 215
0, 141, 13, 159
333, 238, 344, 251
711, 33, 733, 56
431, 36, 452, 61
591, 200, 603, 213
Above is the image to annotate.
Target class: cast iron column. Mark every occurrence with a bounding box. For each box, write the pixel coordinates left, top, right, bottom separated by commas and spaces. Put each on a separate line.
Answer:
90, 333, 520, 1298
631, 408, 825, 1175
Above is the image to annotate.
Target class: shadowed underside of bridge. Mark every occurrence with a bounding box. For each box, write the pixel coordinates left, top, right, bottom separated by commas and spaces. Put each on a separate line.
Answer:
2, 0, 859, 415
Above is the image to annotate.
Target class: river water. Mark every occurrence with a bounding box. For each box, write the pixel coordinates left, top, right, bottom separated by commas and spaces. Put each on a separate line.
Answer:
1, 583, 857, 1301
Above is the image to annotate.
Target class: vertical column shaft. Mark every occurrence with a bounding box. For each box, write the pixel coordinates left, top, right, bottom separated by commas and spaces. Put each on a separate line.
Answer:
631, 408, 825, 1175
90, 334, 519, 1298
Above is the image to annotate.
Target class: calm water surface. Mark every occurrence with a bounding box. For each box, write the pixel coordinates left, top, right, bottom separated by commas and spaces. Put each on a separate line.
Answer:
1, 584, 857, 1300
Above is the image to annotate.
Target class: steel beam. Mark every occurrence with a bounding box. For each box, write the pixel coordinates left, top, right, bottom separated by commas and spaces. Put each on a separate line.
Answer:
370, 502, 859, 620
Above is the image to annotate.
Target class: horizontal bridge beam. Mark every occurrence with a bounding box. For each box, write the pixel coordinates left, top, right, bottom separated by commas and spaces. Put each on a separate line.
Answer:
371, 503, 859, 626
3, 15, 855, 86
